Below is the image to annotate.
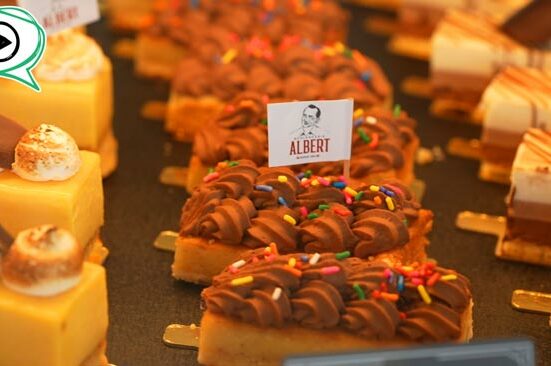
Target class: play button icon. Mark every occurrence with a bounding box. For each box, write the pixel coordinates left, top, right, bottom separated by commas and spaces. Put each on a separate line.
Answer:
0, 21, 19, 62
0, 34, 11, 50
0, 6, 46, 91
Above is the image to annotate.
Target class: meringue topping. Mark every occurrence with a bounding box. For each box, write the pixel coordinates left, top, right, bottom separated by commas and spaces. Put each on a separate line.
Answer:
1, 225, 84, 297
12, 124, 81, 181
35, 30, 104, 82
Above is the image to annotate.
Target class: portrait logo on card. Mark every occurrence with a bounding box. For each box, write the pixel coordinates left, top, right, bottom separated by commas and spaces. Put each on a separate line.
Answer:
268, 99, 352, 168
289, 104, 330, 158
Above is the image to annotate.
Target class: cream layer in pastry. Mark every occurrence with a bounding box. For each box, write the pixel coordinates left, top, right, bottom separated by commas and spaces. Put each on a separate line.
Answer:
509, 129, 551, 222
431, 10, 551, 97
480, 67, 551, 151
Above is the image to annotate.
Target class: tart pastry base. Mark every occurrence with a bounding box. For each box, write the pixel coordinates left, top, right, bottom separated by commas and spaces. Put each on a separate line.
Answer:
197, 304, 473, 366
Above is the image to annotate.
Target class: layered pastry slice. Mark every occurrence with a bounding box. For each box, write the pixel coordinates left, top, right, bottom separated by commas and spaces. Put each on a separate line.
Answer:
0, 30, 117, 177
505, 129, 551, 266
478, 66, 551, 177
188, 93, 415, 191
398, 0, 528, 38
173, 160, 433, 284
0, 117, 105, 262
166, 41, 391, 141
430, 10, 551, 104
0, 225, 109, 366
198, 252, 473, 366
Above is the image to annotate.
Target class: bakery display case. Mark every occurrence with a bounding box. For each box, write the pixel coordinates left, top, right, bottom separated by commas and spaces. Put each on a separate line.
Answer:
0, 1, 549, 365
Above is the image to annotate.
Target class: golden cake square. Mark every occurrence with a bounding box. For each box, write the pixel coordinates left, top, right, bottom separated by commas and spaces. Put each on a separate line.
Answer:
0, 151, 104, 246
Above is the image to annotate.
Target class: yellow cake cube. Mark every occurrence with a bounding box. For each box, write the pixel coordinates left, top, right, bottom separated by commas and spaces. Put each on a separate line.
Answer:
0, 262, 108, 366
0, 151, 104, 246
0, 58, 113, 152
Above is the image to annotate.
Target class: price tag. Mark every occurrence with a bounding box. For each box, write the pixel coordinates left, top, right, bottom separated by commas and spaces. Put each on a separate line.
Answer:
17, 0, 99, 35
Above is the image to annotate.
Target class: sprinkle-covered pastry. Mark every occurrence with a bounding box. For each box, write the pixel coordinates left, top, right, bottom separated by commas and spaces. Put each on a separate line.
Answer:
173, 160, 433, 284
166, 37, 392, 143
196, 252, 472, 365
136, 0, 350, 79
181, 160, 422, 258
190, 97, 417, 191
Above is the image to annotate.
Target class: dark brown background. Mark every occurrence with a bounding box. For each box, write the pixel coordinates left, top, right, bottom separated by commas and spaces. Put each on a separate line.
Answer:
88, 4, 551, 365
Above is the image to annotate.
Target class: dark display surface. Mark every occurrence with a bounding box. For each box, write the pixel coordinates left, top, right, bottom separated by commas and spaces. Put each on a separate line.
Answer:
88, 5, 551, 366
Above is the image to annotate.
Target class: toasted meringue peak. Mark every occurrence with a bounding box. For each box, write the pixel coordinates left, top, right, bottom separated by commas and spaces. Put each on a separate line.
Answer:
12, 124, 81, 181
1, 225, 84, 297
36, 30, 105, 82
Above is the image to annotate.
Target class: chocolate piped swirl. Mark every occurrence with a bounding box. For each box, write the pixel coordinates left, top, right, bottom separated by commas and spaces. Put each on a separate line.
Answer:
353, 180, 421, 223
350, 122, 405, 177
202, 253, 471, 341
323, 73, 382, 107
211, 63, 247, 101
172, 58, 211, 96
181, 187, 225, 236
246, 64, 283, 98
243, 207, 300, 252
283, 73, 323, 101
292, 279, 345, 329
193, 25, 238, 64
341, 299, 401, 339
208, 161, 260, 198
215, 92, 266, 129
352, 209, 410, 258
398, 302, 462, 342
299, 204, 358, 253
198, 197, 257, 244
193, 123, 230, 165
212, 4, 255, 38
296, 186, 345, 211
226, 126, 268, 165
251, 167, 300, 209
403, 271, 471, 312
276, 44, 326, 78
